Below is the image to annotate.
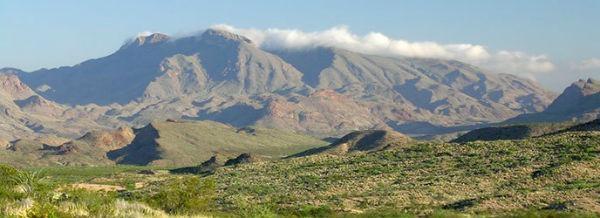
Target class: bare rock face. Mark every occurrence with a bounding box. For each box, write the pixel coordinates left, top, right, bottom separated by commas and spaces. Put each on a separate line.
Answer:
14, 95, 65, 117
76, 127, 135, 151
0, 73, 37, 100
34, 135, 70, 146
254, 90, 389, 137
0, 138, 9, 149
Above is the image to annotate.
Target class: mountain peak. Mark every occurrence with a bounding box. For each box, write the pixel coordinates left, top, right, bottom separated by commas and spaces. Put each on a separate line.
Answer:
121, 32, 170, 49
0, 73, 36, 100
201, 28, 253, 44
0, 68, 25, 75
525, 78, 600, 118
136, 33, 169, 45
571, 78, 600, 96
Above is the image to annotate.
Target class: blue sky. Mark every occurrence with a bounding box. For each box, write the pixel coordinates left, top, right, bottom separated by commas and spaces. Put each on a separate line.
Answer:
1, 0, 599, 90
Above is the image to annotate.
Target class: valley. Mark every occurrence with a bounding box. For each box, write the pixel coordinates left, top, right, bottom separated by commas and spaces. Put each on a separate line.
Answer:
0, 119, 598, 217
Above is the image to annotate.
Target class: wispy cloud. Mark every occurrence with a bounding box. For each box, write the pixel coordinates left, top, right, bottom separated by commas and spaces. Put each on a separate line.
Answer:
212, 24, 555, 80
136, 31, 156, 38
574, 58, 600, 70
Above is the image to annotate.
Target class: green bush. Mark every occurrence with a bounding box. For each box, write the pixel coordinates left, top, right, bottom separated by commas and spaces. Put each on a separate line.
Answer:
0, 164, 22, 200
0, 164, 19, 184
146, 177, 216, 215
294, 205, 334, 217
499, 210, 599, 218
235, 204, 278, 218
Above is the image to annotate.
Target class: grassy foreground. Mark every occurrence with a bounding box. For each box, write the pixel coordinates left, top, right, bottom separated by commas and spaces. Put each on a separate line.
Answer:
1, 131, 598, 217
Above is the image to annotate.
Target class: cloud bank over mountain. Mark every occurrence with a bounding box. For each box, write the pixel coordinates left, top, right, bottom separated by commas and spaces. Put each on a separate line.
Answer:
576, 58, 600, 70
212, 24, 555, 80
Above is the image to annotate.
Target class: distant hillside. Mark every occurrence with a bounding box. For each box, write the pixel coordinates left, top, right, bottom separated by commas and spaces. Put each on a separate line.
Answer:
507, 78, 599, 124
450, 122, 572, 143
0, 138, 113, 167
0, 120, 326, 167
291, 130, 411, 157
107, 120, 327, 167
547, 118, 600, 135
0, 71, 120, 140
0, 126, 136, 167
451, 118, 600, 143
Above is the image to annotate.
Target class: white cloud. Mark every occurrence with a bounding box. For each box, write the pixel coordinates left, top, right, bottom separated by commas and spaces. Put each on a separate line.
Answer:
136, 31, 155, 38
479, 51, 555, 80
574, 58, 600, 70
211, 24, 555, 79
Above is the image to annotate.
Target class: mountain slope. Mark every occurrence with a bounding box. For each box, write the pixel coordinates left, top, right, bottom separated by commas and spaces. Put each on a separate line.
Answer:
123, 43, 556, 136
0, 70, 124, 140
507, 78, 600, 123
107, 120, 327, 167
276, 48, 556, 130
19, 29, 307, 105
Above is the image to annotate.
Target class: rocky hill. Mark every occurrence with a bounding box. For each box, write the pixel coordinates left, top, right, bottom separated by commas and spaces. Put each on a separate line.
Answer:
291, 130, 411, 157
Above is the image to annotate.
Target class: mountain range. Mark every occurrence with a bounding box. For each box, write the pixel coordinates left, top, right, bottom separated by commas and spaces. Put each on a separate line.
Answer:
1, 28, 575, 141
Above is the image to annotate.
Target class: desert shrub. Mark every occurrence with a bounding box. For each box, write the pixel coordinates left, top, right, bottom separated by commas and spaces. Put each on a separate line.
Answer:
340, 208, 416, 218
428, 210, 472, 218
113, 199, 167, 217
2, 198, 36, 217
0, 165, 23, 201
11, 170, 46, 197
292, 205, 334, 217
61, 189, 117, 215
231, 200, 278, 218
0, 164, 19, 181
27, 201, 69, 218
499, 210, 599, 218
145, 177, 216, 215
